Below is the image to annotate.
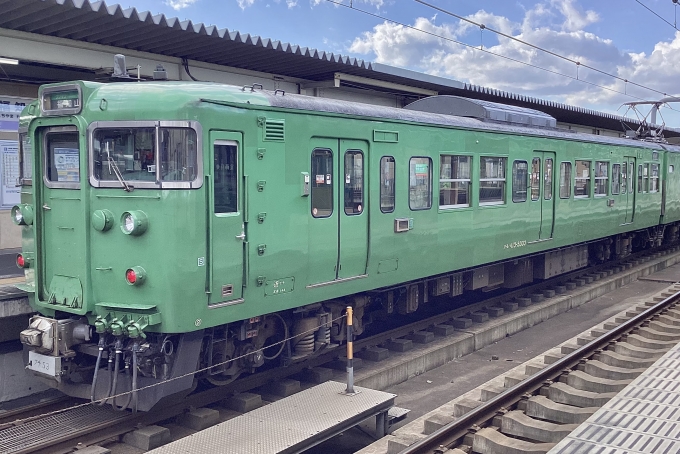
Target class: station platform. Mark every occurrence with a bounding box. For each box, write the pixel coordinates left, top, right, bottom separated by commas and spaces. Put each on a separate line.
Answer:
550, 338, 680, 453
148, 381, 396, 454
0, 275, 30, 343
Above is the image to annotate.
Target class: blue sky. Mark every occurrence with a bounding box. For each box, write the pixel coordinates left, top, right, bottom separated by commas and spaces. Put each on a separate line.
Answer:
121, 0, 680, 125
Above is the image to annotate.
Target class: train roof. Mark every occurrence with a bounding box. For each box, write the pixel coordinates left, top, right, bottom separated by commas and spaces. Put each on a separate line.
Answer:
74, 80, 680, 153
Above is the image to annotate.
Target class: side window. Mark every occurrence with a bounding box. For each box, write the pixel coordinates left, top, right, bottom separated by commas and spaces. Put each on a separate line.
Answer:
638, 164, 643, 193
650, 163, 659, 193
380, 156, 395, 213
530, 157, 540, 201
440, 155, 471, 208
544, 158, 553, 200
409, 157, 432, 210
45, 131, 80, 185
595, 161, 608, 196
213, 142, 238, 214
344, 150, 363, 215
479, 156, 507, 205
612, 164, 621, 195
575, 160, 591, 198
559, 162, 572, 199
512, 160, 528, 203
160, 128, 198, 182
311, 148, 333, 218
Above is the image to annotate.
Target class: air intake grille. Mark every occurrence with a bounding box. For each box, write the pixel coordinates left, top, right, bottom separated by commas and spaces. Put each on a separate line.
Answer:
264, 119, 285, 141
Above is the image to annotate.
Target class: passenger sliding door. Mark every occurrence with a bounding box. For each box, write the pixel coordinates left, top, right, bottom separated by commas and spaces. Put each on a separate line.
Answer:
308, 138, 368, 287
208, 131, 244, 305
531, 151, 555, 240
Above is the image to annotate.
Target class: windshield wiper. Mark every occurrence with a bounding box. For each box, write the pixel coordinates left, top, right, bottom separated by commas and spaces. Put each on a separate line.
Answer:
105, 142, 133, 192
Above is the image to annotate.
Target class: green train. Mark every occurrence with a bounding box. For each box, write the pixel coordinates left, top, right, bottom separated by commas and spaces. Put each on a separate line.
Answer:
14, 79, 680, 410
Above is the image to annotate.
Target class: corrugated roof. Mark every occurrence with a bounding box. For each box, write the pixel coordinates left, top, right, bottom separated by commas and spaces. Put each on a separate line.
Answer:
0, 0, 675, 135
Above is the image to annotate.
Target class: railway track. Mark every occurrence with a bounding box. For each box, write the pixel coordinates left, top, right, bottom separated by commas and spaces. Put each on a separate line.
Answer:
0, 245, 678, 454
396, 282, 680, 454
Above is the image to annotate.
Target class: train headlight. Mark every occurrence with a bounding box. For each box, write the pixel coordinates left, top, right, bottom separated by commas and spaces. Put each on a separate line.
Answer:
120, 211, 148, 236
125, 266, 146, 286
11, 204, 33, 226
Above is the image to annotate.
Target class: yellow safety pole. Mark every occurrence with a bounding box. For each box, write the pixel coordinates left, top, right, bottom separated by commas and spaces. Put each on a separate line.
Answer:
345, 306, 354, 394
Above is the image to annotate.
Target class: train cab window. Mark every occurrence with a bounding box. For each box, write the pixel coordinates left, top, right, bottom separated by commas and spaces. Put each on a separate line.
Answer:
311, 148, 333, 218
638, 164, 644, 193
612, 164, 621, 195
19, 132, 32, 185
650, 163, 660, 193
45, 130, 80, 186
440, 155, 471, 208
93, 128, 156, 182
559, 162, 572, 199
511, 160, 528, 203
574, 160, 591, 198
213, 142, 238, 214
530, 158, 540, 201
544, 158, 553, 200
479, 156, 507, 205
380, 156, 395, 213
160, 128, 198, 182
344, 150, 363, 215
594, 161, 608, 196
409, 157, 432, 210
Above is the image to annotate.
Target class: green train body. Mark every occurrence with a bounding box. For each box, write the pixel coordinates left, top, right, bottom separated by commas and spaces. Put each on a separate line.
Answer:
15, 80, 680, 410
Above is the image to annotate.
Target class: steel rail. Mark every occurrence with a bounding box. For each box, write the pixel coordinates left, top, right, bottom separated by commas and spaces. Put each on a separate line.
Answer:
398, 287, 680, 454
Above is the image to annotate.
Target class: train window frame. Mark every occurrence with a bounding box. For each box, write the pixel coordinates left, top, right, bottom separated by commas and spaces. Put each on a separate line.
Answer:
87, 120, 203, 190
439, 154, 471, 209
409, 156, 432, 211
530, 157, 540, 201
511, 160, 528, 203
19, 130, 32, 186
380, 156, 395, 213
669, 165, 675, 174
650, 163, 660, 193
344, 150, 364, 216
43, 125, 80, 190
638, 164, 643, 193
479, 156, 507, 206
311, 148, 334, 218
574, 160, 591, 198
611, 163, 621, 195
594, 161, 609, 197
621, 162, 627, 194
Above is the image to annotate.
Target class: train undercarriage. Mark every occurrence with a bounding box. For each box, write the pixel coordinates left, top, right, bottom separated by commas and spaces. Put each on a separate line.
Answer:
19, 225, 680, 411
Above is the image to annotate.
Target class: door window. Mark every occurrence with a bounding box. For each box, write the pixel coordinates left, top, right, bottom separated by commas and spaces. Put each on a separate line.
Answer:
311, 148, 333, 218
213, 143, 238, 214
544, 158, 553, 200
621, 163, 627, 194
531, 158, 540, 201
380, 156, 395, 213
344, 150, 363, 215
45, 131, 80, 186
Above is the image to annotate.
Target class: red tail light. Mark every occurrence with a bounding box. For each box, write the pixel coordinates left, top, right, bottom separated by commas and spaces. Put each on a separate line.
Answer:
16, 254, 26, 268
126, 269, 137, 284
125, 266, 146, 286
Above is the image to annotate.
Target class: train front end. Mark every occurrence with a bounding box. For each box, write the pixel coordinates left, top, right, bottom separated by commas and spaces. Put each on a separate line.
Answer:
15, 81, 207, 410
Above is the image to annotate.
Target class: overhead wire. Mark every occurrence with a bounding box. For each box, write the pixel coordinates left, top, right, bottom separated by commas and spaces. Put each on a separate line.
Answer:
321, 0, 673, 103
634, 0, 678, 31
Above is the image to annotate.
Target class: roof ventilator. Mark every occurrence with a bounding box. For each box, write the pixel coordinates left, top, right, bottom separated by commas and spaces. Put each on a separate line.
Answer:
404, 95, 557, 129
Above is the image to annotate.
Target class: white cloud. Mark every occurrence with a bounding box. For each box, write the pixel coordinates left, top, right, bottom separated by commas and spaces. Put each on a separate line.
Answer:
349, 0, 680, 115
287, 0, 298, 7
237, 0, 256, 9
310, 0, 384, 8
166, 0, 198, 10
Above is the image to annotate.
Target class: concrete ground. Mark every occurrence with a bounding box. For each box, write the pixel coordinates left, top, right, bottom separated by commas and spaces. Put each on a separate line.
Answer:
312, 264, 680, 454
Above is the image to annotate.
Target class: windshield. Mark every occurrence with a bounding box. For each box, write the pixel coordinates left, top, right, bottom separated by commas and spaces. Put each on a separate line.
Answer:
92, 126, 199, 187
